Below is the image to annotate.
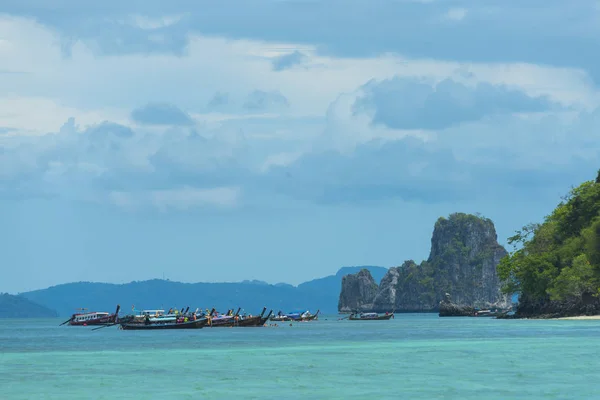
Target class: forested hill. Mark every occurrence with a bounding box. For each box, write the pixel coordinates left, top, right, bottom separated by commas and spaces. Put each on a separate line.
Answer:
499, 170, 600, 318
0, 293, 58, 318
19, 266, 388, 317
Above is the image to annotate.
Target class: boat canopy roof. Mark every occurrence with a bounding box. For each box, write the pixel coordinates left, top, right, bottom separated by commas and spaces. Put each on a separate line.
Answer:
79, 311, 109, 315
361, 313, 378, 317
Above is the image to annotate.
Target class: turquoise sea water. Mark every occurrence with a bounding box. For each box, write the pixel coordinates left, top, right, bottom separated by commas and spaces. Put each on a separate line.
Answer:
1, 314, 600, 399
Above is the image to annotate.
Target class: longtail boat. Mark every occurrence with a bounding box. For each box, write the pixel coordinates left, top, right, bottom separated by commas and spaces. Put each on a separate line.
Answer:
348, 311, 394, 320
474, 308, 508, 317
206, 308, 238, 327
300, 310, 319, 321
270, 309, 319, 322
270, 312, 292, 322
60, 305, 120, 326
130, 307, 190, 324
236, 307, 269, 327
259, 310, 273, 325
120, 317, 208, 330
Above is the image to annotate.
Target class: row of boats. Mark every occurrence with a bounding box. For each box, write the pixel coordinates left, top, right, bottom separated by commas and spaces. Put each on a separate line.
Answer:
60, 305, 395, 329
60, 305, 323, 330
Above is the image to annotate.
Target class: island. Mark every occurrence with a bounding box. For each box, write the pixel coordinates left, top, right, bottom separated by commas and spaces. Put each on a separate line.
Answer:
338, 212, 510, 314
498, 169, 600, 319
0, 293, 58, 318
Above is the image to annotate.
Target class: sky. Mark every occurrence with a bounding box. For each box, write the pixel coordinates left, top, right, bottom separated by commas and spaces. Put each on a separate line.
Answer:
1, 0, 600, 293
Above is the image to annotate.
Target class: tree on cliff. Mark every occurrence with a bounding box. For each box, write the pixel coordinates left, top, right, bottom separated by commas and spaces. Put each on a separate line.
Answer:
498, 171, 600, 311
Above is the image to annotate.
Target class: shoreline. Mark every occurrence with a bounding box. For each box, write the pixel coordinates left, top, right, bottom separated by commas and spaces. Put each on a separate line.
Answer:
498, 313, 600, 320
554, 315, 600, 320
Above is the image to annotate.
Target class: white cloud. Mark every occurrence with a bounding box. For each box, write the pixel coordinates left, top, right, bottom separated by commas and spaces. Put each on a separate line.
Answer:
1, 10, 600, 212
261, 152, 303, 172
0, 97, 128, 136
444, 8, 468, 21
320, 90, 433, 153
129, 14, 187, 30
1, 12, 595, 140
109, 186, 241, 211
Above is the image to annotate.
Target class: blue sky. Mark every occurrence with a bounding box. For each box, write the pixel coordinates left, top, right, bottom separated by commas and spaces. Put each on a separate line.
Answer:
1, 0, 599, 293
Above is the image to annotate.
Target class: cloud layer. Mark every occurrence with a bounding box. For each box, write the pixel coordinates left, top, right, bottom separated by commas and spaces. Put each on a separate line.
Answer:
131, 103, 194, 126
1, 1, 600, 292
354, 77, 558, 130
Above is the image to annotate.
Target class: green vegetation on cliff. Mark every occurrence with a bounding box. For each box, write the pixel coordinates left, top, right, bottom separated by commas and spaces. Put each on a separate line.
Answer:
498, 170, 600, 311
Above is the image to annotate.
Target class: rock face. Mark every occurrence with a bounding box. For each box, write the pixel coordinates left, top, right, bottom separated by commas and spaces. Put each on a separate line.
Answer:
338, 213, 510, 312
438, 293, 475, 317
514, 293, 600, 319
338, 269, 379, 312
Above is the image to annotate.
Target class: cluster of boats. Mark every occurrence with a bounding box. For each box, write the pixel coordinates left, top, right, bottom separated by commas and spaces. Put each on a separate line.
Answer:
347, 312, 394, 320
59, 305, 397, 330
59, 305, 325, 330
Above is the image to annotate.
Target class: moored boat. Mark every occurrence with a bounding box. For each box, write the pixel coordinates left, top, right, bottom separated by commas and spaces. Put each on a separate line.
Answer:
348, 311, 394, 320
300, 310, 319, 321
236, 307, 270, 327
61, 305, 120, 326
270, 309, 319, 322
131, 308, 181, 324
207, 308, 233, 327
259, 310, 273, 326
270, 313, 292, 322
120, 317, 208, 330
474, 308, 508, 317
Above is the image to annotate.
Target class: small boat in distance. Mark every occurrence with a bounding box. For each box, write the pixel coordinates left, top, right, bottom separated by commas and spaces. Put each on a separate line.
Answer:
348, 311, 394, 321
300, 310, 319, 321
270, 312, 292, 322
474, 307, 508, 317
270, 310, 319, 322
61, 305, 121, 326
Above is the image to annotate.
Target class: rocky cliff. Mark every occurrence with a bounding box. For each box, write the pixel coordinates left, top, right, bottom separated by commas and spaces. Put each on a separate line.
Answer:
438, 293, 475, 317
337, 269, 379, 312
338, 213, 510, 312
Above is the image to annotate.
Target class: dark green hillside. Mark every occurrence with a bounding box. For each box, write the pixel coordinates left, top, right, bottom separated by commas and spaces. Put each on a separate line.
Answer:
0, 293, 58, 318
498, 170, 600, 317
21, 266, 387, 317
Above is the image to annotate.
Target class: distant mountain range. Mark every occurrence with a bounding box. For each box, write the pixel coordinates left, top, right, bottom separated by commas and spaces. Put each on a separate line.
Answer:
0, 293, 58, 318
18, 266, 388, 317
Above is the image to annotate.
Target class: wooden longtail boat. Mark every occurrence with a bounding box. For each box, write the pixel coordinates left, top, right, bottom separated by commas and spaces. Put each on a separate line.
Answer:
236, 307, 269, 327
131, 308, 180, 324
270, 314, 292, 322
259, 310, 273, 325
270, 309, 319, 322
348, 312, 394, 320
208, 308, 237, 327
60, 305, 120, 326
120, 318, 208, 330
301, 310, 319, 321
474, 308, 508, 317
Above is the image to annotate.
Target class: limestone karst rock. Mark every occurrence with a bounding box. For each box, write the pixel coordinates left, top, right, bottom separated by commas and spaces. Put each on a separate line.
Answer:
338, 213, 510, 312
